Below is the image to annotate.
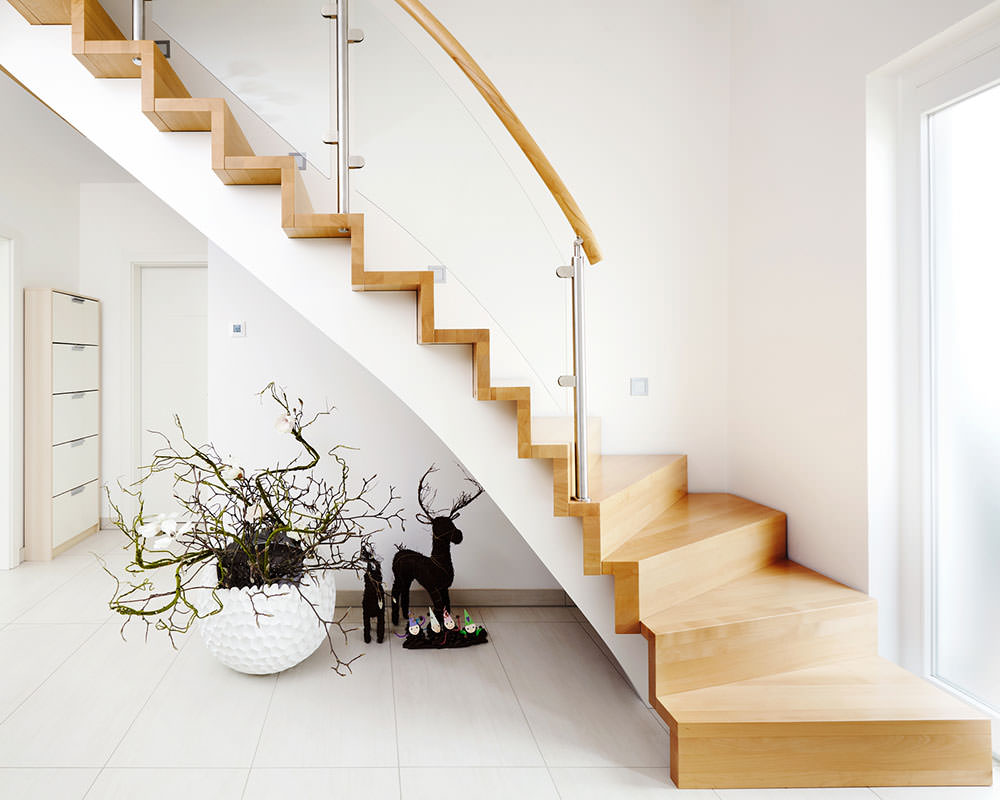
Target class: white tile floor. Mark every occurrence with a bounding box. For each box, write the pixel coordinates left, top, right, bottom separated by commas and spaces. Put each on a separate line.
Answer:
0, 529, 996, 800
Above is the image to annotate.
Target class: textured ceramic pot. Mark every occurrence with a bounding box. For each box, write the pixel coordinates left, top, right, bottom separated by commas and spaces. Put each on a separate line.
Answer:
199, 570, 337, 674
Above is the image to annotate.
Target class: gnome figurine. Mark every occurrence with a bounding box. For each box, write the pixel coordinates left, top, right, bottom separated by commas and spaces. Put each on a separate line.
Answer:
457, 608, 488, 647
400, 613, 431, 649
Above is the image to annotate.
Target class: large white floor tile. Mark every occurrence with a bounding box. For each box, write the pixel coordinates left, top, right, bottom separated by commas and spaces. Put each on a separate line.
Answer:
391, 632, 545, 767
400, 766, 559, 800
60, 530, 127, 561
715, 789, 878, 799
549, 767, 717, 798
254, 627, 398, 767
0, 767, 98, 799
15, 561, 119, 624
872, 764, 1000, 799
477, 606, 577, 623
84, 768, 247, 800
0, 623, 102, 720
0, 620, 181, 767
108, 638, 275, 768
0, 560, 91, 623
488, 622, 668, 768
244, 767, 399, 799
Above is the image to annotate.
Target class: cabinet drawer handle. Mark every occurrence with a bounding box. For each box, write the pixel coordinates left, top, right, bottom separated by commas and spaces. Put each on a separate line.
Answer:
71, 392, 86, 400
70, 486, 86, 496
71, 297, 86, 304
70, 438, 87, 447
71, 345, 86, 352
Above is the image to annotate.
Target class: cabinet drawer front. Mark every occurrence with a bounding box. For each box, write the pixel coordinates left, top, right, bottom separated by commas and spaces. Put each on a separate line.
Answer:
52, 344, 99, 393
52, 293, 99, 345
52, 435, 99, 497
52, 391, 100, 445
52, 480, 99, 548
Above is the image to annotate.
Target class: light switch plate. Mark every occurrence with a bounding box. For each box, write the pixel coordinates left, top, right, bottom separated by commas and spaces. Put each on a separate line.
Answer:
429, 265, 447, 284
630, 377, 649, 396
231, 321, 247, 338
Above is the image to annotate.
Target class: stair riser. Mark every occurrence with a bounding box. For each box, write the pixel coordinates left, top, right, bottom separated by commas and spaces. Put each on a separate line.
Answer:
649, 599, 878, 695
582, 456, 687, 575
670, 720, 993, 788
611, 516, 786, 632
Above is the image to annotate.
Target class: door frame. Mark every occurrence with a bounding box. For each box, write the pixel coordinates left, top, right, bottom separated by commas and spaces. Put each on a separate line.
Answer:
0, 234, 16, 569
129, 261, 208, 514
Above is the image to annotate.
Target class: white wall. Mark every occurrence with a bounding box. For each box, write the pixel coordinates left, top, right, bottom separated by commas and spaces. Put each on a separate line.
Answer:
207, 243, 559, 593
727, 0, 993, 617
78, 182, 208, 517
0, 71, 128, 567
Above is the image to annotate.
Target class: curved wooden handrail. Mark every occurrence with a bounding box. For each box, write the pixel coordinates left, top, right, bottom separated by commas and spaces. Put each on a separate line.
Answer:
393, 0, 603, 265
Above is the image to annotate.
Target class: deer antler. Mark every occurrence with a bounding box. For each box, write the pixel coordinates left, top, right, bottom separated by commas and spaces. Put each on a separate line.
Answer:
449, 470, 484, 518
416, 465, 440, 523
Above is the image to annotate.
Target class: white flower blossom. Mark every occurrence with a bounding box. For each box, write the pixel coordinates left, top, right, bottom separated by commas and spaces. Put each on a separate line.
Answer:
159, 512, 180, 536
221, 464, 244, 483
274, 413, 295, 434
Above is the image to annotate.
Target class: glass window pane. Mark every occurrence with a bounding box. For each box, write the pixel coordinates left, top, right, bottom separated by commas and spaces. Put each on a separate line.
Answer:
929, 82, 1000, 715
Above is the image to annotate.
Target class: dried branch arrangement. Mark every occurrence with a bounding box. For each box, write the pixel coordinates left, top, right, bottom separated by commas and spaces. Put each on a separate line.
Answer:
105, 382, 404, 674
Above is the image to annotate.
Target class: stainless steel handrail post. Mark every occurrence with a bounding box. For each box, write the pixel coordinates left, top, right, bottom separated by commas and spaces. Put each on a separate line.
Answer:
132, 0, 144, 41
571, 236, 590, 501
335, 0, 350, 213
557, 236, 591, 501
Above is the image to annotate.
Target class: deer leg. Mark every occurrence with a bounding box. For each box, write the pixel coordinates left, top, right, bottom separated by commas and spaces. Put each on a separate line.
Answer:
363, 611, 372, 644
376, 606, 385, 643
391, 579, 402, 625
428, 586, 446, 622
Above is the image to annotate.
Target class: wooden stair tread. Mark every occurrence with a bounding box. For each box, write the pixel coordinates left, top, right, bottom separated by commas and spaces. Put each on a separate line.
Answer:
571, 454, 684, 506
642, 560, 871, 636
659, 656, 988, 726
603, 493, 784, 566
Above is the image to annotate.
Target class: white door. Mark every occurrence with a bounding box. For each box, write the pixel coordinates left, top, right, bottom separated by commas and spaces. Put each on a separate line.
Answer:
139, 265, 208, 515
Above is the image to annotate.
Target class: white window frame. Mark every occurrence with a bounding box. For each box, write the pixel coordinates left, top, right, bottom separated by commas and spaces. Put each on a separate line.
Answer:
867, 4, 1000, 756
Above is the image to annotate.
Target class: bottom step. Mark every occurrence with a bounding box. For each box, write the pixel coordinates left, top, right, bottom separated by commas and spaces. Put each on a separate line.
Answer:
657, 656, 993, 789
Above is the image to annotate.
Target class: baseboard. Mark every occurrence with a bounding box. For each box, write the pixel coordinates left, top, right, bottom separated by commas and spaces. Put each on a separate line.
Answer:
336, 588, 573, 608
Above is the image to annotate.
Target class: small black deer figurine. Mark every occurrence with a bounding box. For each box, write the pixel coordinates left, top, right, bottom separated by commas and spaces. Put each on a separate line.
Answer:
361, 544, 386, 644
391, 465, 484, 626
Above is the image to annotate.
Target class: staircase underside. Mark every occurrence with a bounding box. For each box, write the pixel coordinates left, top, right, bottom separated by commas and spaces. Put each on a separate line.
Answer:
2, 0, 992, 788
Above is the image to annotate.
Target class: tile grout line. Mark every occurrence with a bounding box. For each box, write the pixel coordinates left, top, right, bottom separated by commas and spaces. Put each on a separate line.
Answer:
80, 631, 190, 799
486, 622, 564, 799
239, 672, 279, 800
388, 627, 403, 800
0, 617, 108, 729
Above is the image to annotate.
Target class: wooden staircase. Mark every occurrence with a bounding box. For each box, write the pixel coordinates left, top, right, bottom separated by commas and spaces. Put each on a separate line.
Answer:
3, 0, 993, 788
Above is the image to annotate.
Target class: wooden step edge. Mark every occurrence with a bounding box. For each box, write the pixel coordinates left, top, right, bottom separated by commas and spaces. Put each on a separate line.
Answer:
9, 0, 69, 25
600, 503, 787, 570
142, 44, 192, 130
641, 588, 875, 640
431, 328, 490, 344
72, 0, 140, 78
223, 155, 295, 186
643, 596, 879, 694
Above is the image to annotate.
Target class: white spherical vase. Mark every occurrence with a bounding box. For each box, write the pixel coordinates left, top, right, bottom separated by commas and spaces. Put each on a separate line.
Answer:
199, 570, 337, 674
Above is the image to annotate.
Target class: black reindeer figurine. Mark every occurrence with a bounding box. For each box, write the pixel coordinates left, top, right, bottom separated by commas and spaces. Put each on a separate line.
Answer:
391, 465, 484, 626
361, 545, 386, 644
